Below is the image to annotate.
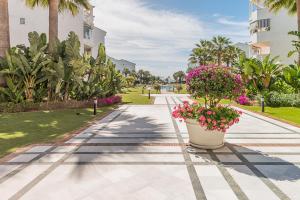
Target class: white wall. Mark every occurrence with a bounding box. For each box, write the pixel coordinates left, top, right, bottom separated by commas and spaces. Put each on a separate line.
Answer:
91, 27, 107, 57
8, 0, 105, 58
250, 5, 297, 64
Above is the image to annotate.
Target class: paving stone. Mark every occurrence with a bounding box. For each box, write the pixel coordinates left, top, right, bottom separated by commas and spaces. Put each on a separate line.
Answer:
87, 138, 179, 144
20, 165, 196, 200
244, 154, 300, 163
195, 165, 238, 200
8, 154, 40, 163
234, 146, 300, 153
216, 154, 241, 163
227, 138, 300, 144
76, 145, 182, 153
0, 165, 20, 179
190, 154, 213, 163
256, 165, 300, 200
0, 165, 50, 199
51, 146, 77, 153
36, 154, 65, 163
225, 165, 280, 200
213, 146, 232, 153
65, 153, 185, 163
26, 146, 52, 153
65, 138, 85, 144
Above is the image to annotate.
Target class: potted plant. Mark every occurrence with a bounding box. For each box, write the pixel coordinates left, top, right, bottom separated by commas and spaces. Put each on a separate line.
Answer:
172, 65, 243, 149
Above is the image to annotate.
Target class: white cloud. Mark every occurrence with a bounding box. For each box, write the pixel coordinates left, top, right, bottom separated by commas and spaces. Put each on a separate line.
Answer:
91, 0, 248, 77
217, 18, 248, 27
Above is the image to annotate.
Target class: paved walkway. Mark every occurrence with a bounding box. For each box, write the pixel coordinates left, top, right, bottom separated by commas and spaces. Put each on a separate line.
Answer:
1, 94, 300, 200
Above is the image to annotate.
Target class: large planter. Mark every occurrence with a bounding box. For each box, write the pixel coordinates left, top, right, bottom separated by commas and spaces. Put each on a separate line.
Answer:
185, 119, 225, 149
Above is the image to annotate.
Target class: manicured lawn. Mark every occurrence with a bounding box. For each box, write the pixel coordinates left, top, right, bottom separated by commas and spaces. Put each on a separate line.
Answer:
194, 98, 300, 126
0, 106, 114, 158
121, 87, 154, 104
236, 105, 300, 126
195, 98, 233, 105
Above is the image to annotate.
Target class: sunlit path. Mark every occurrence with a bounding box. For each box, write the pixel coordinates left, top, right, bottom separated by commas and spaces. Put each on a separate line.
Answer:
0, 94, 300, 200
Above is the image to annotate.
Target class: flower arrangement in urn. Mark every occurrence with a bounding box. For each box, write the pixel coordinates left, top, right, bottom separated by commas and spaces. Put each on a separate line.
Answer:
172, 65, 243, 149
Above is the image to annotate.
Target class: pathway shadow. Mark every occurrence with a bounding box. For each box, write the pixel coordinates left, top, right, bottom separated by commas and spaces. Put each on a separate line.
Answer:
188, 144, 300, 182
69, 112, 174, 179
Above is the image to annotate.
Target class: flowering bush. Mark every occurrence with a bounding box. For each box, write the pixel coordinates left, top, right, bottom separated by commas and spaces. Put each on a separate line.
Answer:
236, 94, 251, 105
98, 96, 122, 106
186, 65, 243, 107
172, 102, 241, 132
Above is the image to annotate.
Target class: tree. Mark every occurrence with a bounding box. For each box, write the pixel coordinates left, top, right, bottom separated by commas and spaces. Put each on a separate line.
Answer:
212, 36, 232, 66
173, 71, 185, 84
25, 0, 90, 52
0, 0, 10, 58
189, 40, 214, 65
223, 45, 245, 67
283, 64, 300, 93
122, 67, 130, 77
240, 55, 284, 94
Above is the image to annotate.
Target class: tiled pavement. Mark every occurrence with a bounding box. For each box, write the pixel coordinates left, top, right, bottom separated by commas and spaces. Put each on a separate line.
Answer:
1, 95, 300, 200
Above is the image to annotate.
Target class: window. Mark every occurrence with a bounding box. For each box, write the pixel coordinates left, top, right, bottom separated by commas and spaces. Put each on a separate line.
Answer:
20, 18, 26, 25
84, 24, 92, 39
250, 19, 271, 34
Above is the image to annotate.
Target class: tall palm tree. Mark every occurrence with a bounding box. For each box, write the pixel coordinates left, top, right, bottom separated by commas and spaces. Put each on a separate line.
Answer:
0, 0, 10, 58
25, 0, 90, 52
241, 55, 284, 94
223, 45, 245, 67
189, 40, 214, 65
212, 36, 232, 66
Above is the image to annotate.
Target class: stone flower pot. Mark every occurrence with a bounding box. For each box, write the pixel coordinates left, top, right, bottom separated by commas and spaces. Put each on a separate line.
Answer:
185, 119, 225, 149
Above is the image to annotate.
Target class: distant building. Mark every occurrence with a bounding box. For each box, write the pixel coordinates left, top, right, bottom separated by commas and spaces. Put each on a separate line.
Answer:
249, 0, 297, 64
8, 0, 106, 58
110, 57, 136, 72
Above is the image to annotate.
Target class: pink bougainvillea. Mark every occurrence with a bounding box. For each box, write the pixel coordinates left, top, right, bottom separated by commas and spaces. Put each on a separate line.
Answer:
172, 101, 242, 132
98, 96, 122, 106
236, 95, 251, 105
186, 65, 243, 107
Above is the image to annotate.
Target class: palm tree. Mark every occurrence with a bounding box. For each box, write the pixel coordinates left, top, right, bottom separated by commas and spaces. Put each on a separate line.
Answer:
241, 55, 284, 94
283, 64, 300, 93
25, 0, 90, 52
189, 40, 214, 65
212, 36, 232, 66
223, 45, 245, 67
0, 0, 10, 58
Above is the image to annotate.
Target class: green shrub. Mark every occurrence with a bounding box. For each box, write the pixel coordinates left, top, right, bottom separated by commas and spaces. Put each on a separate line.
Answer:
265, 92, 300, 107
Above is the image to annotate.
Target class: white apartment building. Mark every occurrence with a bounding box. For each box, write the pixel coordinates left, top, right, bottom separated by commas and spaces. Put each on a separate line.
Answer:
249, 0, 297, 64
110, 57, 136, 72
8, 0, 106, 58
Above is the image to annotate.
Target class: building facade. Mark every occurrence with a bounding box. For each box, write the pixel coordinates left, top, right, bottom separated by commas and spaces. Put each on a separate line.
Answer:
249, 0, 297, 64
8, 0, 106, 58
110, 57, 136, 72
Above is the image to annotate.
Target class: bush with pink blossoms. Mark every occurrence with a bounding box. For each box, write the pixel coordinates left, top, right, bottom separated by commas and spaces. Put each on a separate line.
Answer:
172, 101, 241, 132
98, 96, 122, 106
186, 65, 243, 107
236, 95, 251, 105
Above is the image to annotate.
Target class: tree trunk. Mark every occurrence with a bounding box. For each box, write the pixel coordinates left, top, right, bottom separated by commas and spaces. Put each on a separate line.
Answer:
297, 0, 300, 65
0, 0, 10, 58
49, 0, 59, 53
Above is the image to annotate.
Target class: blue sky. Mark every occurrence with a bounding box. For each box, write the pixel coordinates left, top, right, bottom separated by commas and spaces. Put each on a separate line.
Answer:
91, 0, 250, 77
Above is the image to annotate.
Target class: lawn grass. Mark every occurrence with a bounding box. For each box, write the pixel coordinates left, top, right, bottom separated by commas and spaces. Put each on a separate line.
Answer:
0, 106, 114, 158
194, 98, 300, 126
236, 105, 300, 126
120, 87, 154, 105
